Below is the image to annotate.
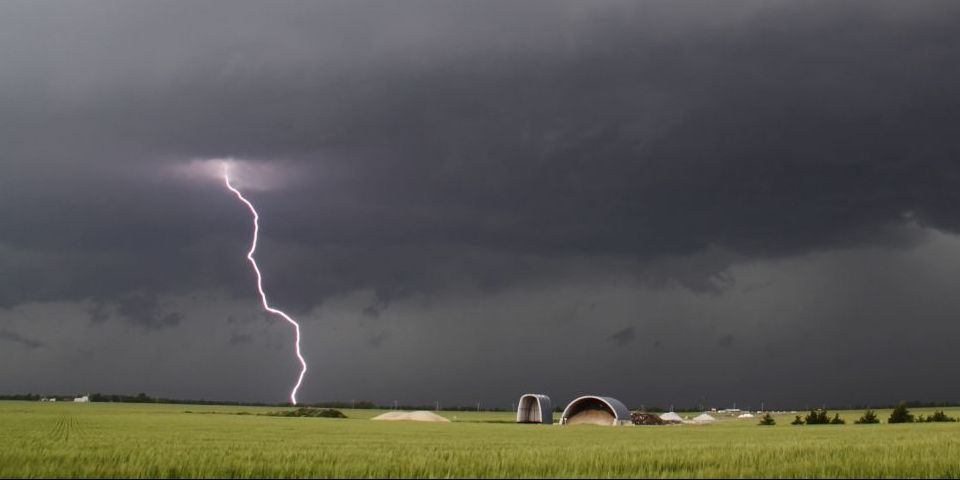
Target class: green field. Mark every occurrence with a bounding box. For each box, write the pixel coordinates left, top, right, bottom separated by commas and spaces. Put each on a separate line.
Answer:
1, 401, 959, 478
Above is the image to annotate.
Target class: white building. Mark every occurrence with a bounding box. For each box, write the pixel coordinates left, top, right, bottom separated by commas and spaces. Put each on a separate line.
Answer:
74, 395, 90, 403
560, 396, 632, 426
516, 394, 553, 425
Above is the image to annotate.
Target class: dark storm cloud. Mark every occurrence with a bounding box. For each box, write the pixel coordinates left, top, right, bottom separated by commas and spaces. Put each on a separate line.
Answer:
3, 0, 959, 312
229, 332, 253, 346
365, 331, 390, 349
115, 293, 183, 331
2, 0, 960, 405
87, 301, 110, 324
608, 327, 636, 347
0, 329, 45, 349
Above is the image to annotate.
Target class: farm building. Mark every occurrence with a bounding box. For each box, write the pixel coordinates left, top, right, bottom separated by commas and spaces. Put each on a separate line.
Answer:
516, 394, 553, 424
74, 396, 90, 403
560, 396, 632, 426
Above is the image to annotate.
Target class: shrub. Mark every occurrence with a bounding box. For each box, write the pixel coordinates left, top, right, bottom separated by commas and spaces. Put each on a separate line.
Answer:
270, 408, 347, 419
316, 409, 347, 418
888, 402, 915, 424
829, 413, 846, 425
791, 416, 805, 426
758, 414, 776, 426
923, 411, 957, 423
805, 409, 831, 425
855, 410, 880, 424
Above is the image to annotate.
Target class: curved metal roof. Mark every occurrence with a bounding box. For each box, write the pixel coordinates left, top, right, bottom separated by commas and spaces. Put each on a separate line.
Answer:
517, 394, 553, 424
519, 394, 552, 404
561, 395, 632, 425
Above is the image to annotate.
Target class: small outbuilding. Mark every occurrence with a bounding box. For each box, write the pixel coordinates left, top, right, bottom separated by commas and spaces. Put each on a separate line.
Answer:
516, 394, 553, 425
560, 396, 632, 426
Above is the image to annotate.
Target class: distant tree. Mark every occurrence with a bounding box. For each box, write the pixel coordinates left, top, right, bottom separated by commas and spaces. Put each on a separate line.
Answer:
310, 401, 378, 410
805, 409, 831, 425
791, 416, 805, 426
758, 413, 776, 426
829, 413, 846, 425
889, 402, 915, 424
855, 410, 880, 424
0, 394, 40, 401
923, 411, 957, 423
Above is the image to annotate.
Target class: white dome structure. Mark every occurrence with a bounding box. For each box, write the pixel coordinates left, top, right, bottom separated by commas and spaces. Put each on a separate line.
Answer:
516, 394, 553, 425
560, 396, 632, 426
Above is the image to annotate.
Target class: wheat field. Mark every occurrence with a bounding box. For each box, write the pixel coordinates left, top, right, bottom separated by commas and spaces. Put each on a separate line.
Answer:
1, 401, 959, 478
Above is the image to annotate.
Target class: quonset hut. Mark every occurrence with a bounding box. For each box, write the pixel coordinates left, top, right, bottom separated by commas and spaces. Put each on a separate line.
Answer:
560, 396, 632, 426
516, 394, 553, 424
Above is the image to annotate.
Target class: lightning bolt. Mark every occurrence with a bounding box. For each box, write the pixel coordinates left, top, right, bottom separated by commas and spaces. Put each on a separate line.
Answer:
224, 170, 308, 405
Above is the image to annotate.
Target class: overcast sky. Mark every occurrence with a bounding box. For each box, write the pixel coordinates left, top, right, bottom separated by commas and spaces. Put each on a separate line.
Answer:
2, 1, 960, 409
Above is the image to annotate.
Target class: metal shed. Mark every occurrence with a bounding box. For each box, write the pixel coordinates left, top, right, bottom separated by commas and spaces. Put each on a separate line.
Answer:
560, 396, 632, 426
516, 394, 553, 424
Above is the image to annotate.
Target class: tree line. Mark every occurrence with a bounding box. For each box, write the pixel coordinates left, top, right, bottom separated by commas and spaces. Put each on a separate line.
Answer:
0, 393, 509, 411
771, 402, 958, 426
